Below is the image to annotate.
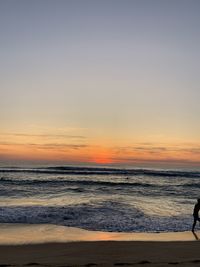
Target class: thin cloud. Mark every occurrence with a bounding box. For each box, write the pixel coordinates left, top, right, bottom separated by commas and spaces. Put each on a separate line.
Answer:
0, 133, 86, 139
133, 146, 168, 152
33, 143, 88, 150
0, 142, 88, 150
113, 144, 200, 155
110, 155, 200, 165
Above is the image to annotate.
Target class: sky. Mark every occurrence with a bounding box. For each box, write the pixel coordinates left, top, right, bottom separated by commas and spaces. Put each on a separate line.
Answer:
0, 0, 200, 168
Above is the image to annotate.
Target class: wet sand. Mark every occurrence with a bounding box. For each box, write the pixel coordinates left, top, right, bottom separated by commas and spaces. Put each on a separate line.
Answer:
0, 224, 199, 266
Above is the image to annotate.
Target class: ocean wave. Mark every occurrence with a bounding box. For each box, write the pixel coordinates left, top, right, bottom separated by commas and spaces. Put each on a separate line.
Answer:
0, 166, 199, 178
0, 177, 155, 188
182, 182, 200, 188
0, 202, 192, 232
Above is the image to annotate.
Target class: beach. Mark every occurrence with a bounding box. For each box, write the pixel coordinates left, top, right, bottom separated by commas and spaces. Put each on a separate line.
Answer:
0, 167, 200, 266
0, 224, 200, 266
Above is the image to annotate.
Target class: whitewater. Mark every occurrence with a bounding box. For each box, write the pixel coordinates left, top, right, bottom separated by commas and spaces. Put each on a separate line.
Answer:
0, 166, 199, 232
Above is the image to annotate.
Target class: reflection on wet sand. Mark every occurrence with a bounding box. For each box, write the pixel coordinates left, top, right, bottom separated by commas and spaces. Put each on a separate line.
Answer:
0, 224, 199, 244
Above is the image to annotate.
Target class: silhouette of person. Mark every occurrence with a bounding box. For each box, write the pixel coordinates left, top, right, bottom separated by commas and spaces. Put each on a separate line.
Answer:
192, 198, 200, 232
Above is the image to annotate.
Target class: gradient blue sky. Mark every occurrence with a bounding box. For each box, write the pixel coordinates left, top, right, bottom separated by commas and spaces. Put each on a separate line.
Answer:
0, 0, 200, 167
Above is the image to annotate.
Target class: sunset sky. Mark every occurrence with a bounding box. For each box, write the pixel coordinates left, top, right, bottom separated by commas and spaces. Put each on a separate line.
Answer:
0, 0, 200, 168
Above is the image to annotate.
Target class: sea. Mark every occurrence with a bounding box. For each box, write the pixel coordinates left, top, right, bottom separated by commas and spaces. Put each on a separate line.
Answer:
0, 165, 200, 232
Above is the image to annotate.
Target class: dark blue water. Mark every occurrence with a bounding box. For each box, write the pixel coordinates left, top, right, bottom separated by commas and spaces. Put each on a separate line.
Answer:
0, 166, 199, 232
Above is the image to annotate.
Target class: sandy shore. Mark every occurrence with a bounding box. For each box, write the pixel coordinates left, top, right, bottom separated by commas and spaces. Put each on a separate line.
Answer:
0, 224, 199, 266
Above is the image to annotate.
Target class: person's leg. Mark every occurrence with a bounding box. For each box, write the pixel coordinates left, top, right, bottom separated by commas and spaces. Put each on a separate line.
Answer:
192, 218, 197, 232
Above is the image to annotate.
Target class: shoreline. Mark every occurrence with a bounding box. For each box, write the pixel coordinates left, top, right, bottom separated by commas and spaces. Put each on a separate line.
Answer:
0, 223, 199, 244
0, 224, 199, 266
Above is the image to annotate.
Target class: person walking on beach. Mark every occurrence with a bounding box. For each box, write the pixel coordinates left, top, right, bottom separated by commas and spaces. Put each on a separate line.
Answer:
192, 198, 200, 232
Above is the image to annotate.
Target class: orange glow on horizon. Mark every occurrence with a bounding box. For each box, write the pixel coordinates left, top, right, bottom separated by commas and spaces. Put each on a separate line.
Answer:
0, 140, 199, 167
88, 146, 114, 164
91, 154, 114, 165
